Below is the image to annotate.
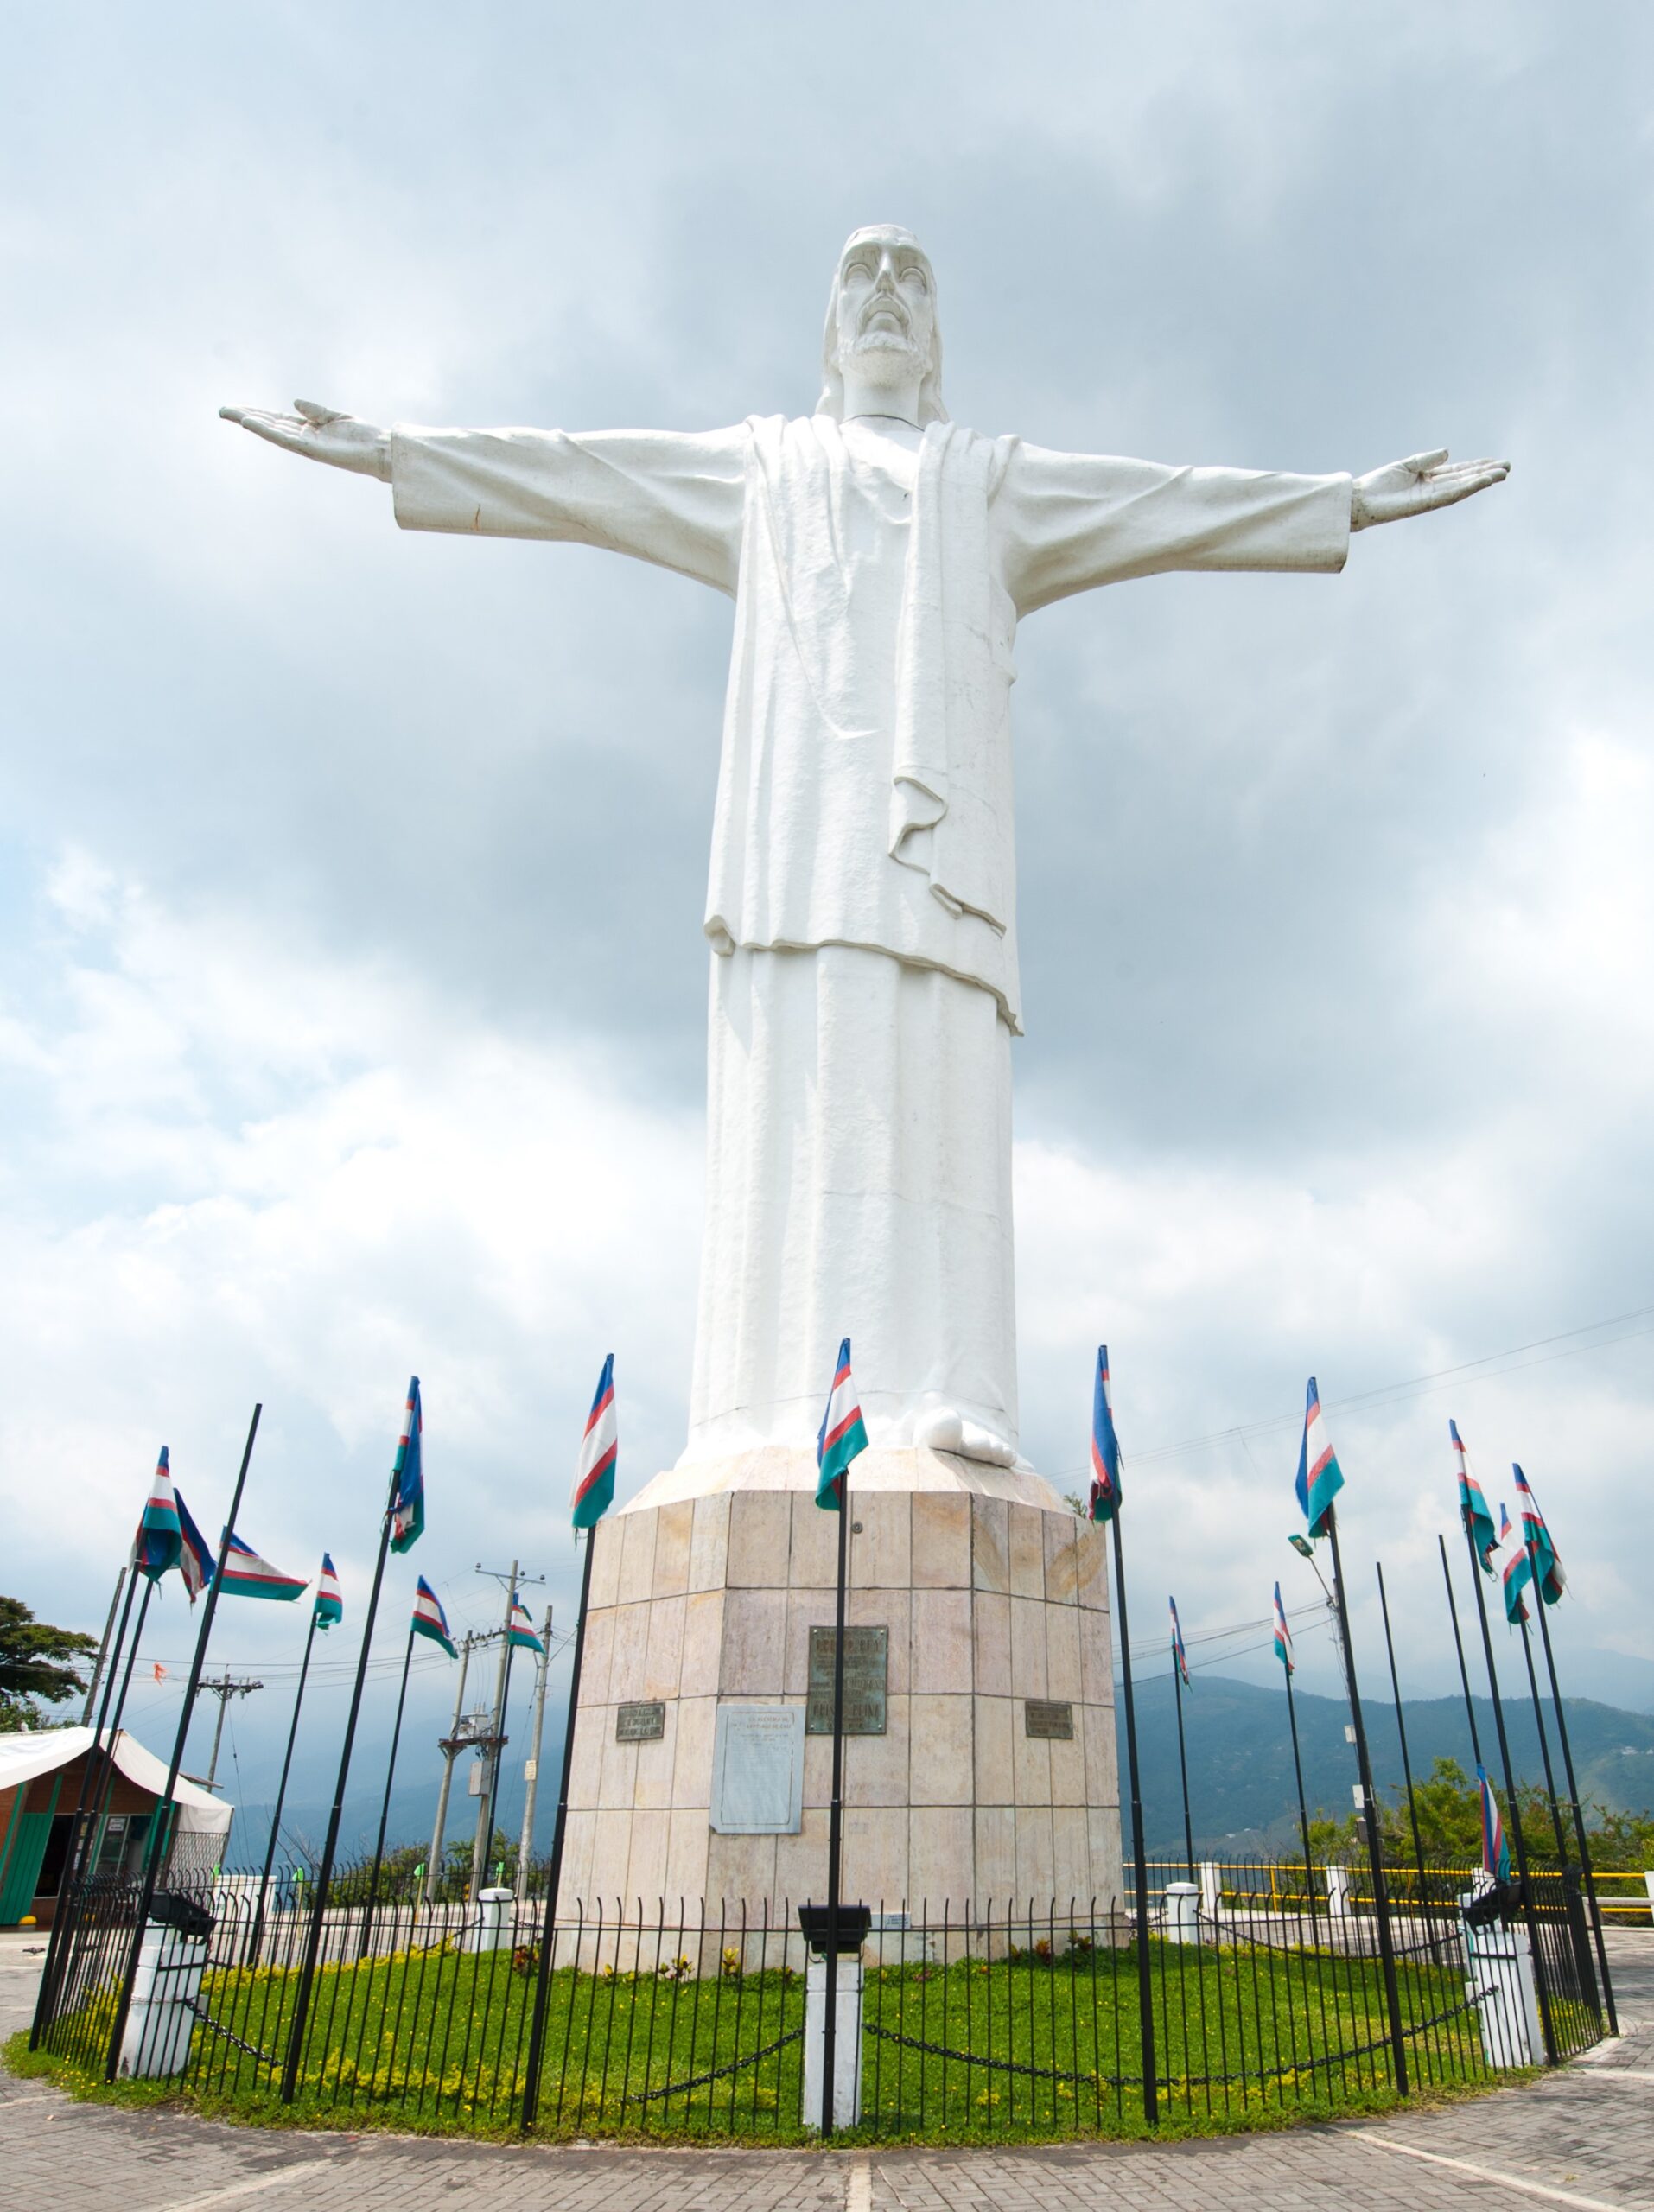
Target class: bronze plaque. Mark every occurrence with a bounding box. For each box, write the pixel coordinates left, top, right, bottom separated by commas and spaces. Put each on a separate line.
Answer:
805, 1625, 888, 1735
1024, 1699, 1074, 1740
615, 1700, 666, 1742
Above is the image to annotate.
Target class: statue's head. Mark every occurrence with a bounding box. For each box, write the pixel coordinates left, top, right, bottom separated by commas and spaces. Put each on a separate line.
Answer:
816, 225, 947, 424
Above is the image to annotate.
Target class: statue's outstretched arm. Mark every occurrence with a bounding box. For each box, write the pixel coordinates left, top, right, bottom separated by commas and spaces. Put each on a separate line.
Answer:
1350, 449, 1508, 531
219, 400, 390, 481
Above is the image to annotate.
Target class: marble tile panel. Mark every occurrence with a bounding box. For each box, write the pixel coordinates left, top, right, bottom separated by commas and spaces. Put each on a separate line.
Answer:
1008, 1596, 1048, 1698
560, 1808, 597, 1914
1047, 1724, 1085, 1809
1078, 1600, 1114, 1706
973, 1693, 1014, 1808
1014, 1807, 1055, 1906
728, 1490, 791, 1586
844, 1694, 909, 1808
625, 1807, 670, 1910
577, 1608, 616, 1708
1085, 1806, 1125, 1908
1008, 1504, 1046, 1599
590, 1809, 634, 1910
908, 1694, 972, 1807
783, 1591, 837, 1696
1073, 1522, 1110, 1610
911, 1491, 971, 1588
848, 1587, 908, 1694
688, 1493, 731, 1592
642, 1592, 686, 1700
843, 1806, 908, 1912
617, 1510, 657, 1606
788, 1491, 837, 1587
970, 1496, 1010, 1593
598, 1727, 639, 1813
679, 1591, 724, 1700
910, 1588, 973, 1694
1051, 1806, 1091, 1911
671, 1694, 718, 1809
801, 1722, 833, 1810
608, 1601, 651, 1705
908, 1805, 974, 1918
588, 1518, 624, 1613
774, 1807, 831, 1908
1042, 1511, 1081, 1605
652, 1500, 693, 1597
1081, 1700, 1120, 1814
663, 1811, 710, 1916
718, 1588, 787, 1694
1012, 1722, 1052, 1807
972, 1589, 1011, 1697
632, 1699, 678, 1810
853, 1491, 911, 1589
1045, 1605, 1082, 1703
567, 1704, 606, 1812
706, 1829, 779, 1913
974, 1806, 1016, 1904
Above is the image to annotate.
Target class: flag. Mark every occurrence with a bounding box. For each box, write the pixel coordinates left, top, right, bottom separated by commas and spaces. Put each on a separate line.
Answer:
131, 1448, 183, 1585
151, 1662, 168, 1686
1293, 1377, 1344, 1539
1452, 1419, 1498, 1572
1478, 1762, 1511, 1883
816, 1338, 869, 1510
314, 1553, 343, 1630
175, 1487, 214, 1604
1499, 1504, 1532, 1626
1272, 1582, 1295, 1675
572, 1353, 617, 1529
1087, 1346, 1122, 1523
1169, 1596, 1191, 1689
390, 1376, 424, 1553
1513, 1465, 1566, 1604
218, 1532, 308, 1602
507, 1597, 544, 1654
411, 1574, 455, 1657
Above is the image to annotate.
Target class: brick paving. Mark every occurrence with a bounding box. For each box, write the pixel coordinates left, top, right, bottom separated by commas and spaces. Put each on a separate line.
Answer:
3, 1931, 1650, 2211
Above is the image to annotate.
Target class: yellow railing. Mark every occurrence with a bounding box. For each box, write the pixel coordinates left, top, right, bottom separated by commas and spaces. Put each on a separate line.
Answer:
1145, 1859, 1653, 1922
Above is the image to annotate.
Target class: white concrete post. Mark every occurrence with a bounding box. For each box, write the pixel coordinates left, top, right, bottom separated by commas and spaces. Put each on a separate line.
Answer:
1197, 1861, 1222, 1919
1460, 1904, 1543, 2068
803, 1954, 863, 2129
1326, 1865, 1353, 1918
1163, 1880, 1200, 1943
118, 1920, 209, 2078
462, 1885, 516, 1953
1644, 1869, 1653, 1924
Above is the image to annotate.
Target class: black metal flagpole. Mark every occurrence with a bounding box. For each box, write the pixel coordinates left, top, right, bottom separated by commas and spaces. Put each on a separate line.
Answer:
819, 1445, 852, 2139
1321, 1503, 1409, 2096
1439, 1532, 1484, 1766
359, 1620, 418, 1958
1171, 1630, 1194, 1883
105, 1403, 263, 2082
1108, 1507, 1158, 2128
80, 1567, 129, 1725
1513, 1598, 1600, 2013
248, 1595, 321, 1965
1375, 1562, 1428, 1906
1282, 1660, 1318, 1928
520, 1526, 596, 2131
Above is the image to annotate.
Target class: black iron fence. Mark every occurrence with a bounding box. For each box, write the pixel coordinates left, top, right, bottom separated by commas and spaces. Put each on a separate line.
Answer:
31, 1848, 1608, 2139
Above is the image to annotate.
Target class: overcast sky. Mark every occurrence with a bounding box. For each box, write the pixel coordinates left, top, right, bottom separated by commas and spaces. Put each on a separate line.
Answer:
3, 2, 1651, 1843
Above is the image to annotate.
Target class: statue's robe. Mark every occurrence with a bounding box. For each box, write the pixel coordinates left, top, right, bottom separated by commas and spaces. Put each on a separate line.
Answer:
391, 415, 1350, 1461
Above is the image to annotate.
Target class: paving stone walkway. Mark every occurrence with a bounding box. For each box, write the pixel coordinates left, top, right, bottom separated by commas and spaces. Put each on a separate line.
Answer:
3, 1931, 1650, 2211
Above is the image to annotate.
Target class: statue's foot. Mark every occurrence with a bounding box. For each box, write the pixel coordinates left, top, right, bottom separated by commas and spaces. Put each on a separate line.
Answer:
912, 1406, 1019, 1469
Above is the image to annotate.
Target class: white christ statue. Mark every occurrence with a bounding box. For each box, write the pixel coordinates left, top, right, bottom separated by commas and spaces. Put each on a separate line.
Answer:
225, 225, 1505, 1474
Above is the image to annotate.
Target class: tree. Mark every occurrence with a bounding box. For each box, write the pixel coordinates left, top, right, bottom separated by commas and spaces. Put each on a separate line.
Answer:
0, 1595, 99, 1728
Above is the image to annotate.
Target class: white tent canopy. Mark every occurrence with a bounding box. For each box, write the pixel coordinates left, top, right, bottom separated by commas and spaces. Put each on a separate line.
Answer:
0, 1726, 232, 1836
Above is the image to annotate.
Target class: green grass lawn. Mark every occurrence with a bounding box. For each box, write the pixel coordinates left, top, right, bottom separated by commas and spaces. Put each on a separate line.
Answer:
10, 1933, 1515, 2145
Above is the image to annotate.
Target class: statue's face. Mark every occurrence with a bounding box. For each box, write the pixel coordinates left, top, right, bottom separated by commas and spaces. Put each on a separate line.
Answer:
831, 229, 936, 390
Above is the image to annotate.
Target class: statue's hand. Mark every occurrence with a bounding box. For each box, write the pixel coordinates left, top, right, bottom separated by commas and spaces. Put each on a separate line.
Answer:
1350, 448, 1509, 531
219, 399, 391, 481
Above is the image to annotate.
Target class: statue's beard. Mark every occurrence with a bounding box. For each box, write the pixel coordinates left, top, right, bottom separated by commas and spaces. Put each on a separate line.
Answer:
838, 327, 929, 386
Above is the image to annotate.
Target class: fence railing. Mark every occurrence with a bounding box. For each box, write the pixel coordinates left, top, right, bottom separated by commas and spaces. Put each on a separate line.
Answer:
1143, 1858, 1654, 1923
30, 1846, 1611, 2140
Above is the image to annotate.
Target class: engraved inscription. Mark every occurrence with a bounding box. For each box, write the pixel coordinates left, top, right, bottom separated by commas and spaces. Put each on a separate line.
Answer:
1024, 1698, 1074, 1740
805, 1624, 888, 1735
615, 1700, 666, 1742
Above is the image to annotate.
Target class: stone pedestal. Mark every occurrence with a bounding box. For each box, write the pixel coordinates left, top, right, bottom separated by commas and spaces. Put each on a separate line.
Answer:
559, 1447, 1123, 1921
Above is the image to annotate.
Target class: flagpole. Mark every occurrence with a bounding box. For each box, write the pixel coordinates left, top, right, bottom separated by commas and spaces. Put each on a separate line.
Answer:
359, 1624, 417, 1959
1105, 1508, 1158, 2127
30, 1569, 150, 2045
280, 1456, 401, 2103
1438, 1533, 1484, 1767
1513, 1604, 1600, 2015
248, 1600, 321, 1966
1321, 1503, 1409, 2096
1282, 1663, 1317, 1930
428, 1631, 475, 1909
1457, 1497, 1557, 2065
1524, 1536, 1617, 2035
471, 1562, 521, 1900
819, 1449, 852, 2139
105, 1403, 263, 2082
1171, 1640, 1194, 1883
1375, 1563, 1428, 1909
517, 1606, 555, 1907
80, 1567, 129, 1725
520, 1528, 596, 2131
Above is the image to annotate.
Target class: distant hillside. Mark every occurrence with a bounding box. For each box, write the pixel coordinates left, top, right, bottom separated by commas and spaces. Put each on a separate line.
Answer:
1126, 1671, 1654, 1857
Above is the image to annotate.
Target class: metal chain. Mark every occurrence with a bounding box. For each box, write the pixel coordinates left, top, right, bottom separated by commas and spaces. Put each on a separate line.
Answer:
181, 1995, 282, 2071
620, 2024, 805, 2103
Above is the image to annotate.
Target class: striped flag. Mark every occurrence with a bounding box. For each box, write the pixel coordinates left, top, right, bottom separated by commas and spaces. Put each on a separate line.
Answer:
1087, 1346, 1122, 1524
1452, 1420, 1498, 1572
508, 1597, 544, 1653
1477, 1763, 1511, 1884
411, 1575, 455, 1657
816, 1339, 868, 1510
390, 1376, 424, 1554
572, 1354, 617, 1530
1513, 1465, 1566, 1605
1499, 1504, 1532, 1626
175, 1488, 215, 1604
314, 1553, 343, 1630
1294, 1378, 1343, 1539
131, 1448, 183, 1586
1272, 1582, 1295, 1675
1169, 1597, 1191, 1689
219, 1532, 308, 1602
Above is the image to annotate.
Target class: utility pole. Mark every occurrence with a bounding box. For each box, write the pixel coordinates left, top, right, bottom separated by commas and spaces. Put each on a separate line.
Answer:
427, 1630, 499, 1904
469, 1562, 545, 1899
516, 1605, 556, 1904
198, 1671, 264, 1790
